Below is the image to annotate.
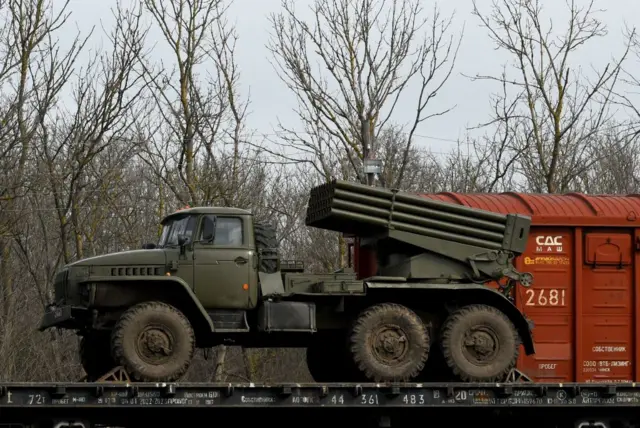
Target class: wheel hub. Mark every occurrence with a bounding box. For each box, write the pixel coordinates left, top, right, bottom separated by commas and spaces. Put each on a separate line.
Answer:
462, 327, 499, 364
371, 325, 408, 365
137, 326, 173, 364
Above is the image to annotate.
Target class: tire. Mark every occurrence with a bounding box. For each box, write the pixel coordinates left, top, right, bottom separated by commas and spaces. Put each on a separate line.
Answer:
254, 222, 278, 274
111, 301, 195, 382
349, 303, 430, 382
440, 304, 520, 382
79, 331, 117, 381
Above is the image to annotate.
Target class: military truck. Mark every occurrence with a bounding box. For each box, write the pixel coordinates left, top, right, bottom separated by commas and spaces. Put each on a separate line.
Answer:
39, 179, 535, 384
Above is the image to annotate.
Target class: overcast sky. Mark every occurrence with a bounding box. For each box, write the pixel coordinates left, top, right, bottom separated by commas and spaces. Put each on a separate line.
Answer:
63, 0, 640, 156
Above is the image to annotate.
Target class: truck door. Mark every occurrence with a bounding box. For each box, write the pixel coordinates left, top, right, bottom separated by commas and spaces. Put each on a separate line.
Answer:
163, 214, 197, 287
192, 214, 252, 309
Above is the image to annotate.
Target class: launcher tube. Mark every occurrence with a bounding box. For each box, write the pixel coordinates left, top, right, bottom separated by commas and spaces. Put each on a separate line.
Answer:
326, 208, 503, 250
330, 198, 505, 243
333, 188, 507, 233
333, 180, 507, 223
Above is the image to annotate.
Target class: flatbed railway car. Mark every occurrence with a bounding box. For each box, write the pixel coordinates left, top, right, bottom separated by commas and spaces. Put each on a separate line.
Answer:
0, 380, 638, 428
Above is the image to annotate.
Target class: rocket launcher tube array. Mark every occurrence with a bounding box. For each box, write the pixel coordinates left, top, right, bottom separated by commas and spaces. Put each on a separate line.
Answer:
318, 179, 507, 222
305, 180, 528, 254
330, 199, 505, 244
330, 190, 507, 233
313, 207, 504, 250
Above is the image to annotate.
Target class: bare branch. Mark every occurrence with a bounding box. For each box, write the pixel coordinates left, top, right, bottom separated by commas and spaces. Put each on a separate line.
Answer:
267, 0, 462, 187
470, 0, 634, 193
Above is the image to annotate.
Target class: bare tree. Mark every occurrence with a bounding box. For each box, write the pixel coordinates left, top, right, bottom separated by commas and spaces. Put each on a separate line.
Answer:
0, 0, 86, 324
37, 2, 149, 265
268, 0, 462, 187
446, 76, 531, 193
0, 0, 83, 206
0, 2, 151, 382
0, 0, 92, 380
137, 0, 267, 210
613, 28, 640, 140
574, 124, 640, 194
471, 0, 635, 193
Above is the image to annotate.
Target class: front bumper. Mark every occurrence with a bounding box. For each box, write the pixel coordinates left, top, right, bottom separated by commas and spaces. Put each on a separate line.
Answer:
38, 304, 89, 331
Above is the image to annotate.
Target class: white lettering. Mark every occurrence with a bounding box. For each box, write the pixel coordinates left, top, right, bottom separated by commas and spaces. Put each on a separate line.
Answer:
525, 288, 566, 306
535, 235, 563, 252
536, 236, 562, 246
539, 363, 557, 370
361, 394, 379, 405
27, 394, 45, 405
583, 360, 631, 374
612, 360, 630, 367
240, 396, 276, 403
402, 394, 425, 405
455, 391, 467, 401
592, 346, 627, 353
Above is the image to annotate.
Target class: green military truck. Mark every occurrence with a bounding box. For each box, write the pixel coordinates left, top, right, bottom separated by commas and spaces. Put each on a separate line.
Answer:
39, 180, 535, 384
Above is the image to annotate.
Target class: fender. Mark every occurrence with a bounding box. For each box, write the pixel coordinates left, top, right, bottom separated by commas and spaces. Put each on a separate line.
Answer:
88, 275, 215, 337
365, 281, 535, 355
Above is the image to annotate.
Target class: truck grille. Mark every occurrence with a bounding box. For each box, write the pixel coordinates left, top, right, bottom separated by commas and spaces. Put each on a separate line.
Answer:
110, 266, 163, 276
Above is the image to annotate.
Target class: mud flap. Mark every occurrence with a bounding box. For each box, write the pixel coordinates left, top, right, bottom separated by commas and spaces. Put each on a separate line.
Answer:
258, 271, 285, 297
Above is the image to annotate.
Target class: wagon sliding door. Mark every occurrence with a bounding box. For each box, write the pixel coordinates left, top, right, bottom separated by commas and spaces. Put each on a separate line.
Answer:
580, 231, 634, 383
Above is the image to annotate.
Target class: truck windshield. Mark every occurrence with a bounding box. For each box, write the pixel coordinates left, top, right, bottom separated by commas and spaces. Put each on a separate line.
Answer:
158, 215, 195, 248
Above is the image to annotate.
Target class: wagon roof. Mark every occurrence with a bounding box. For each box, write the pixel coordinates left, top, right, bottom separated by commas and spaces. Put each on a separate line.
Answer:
418, 192, 640, 226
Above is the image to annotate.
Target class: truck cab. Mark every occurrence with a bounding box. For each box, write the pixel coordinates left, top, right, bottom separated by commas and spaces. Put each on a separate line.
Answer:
154, 207, 261, 311
40, 207, 264, 331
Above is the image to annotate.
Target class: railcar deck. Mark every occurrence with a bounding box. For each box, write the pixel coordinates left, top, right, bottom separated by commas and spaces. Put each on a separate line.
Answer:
1, 373, 640, 428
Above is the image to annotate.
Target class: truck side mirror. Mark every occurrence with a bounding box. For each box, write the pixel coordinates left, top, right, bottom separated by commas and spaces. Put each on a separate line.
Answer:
142, 242, 156, 249
201, 216, 216, 242
177, 234, 190, 256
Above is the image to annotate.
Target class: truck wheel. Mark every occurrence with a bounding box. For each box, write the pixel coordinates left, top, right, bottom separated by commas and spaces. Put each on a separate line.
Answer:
440, 304, 519, 382
349, 303, 430, 382
79, 331, 116, 381
254, 222, 278, 274
111, 301, 195, 382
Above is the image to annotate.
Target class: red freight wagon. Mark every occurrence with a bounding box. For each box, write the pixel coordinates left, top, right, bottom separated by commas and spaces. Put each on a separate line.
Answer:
353, 191, 640, 384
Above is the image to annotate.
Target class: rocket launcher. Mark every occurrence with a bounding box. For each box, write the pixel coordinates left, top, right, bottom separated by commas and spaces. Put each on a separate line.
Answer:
305, 180, 533, 287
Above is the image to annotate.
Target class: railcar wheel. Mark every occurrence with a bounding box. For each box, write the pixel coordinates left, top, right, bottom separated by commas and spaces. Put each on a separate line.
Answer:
349, 303, 430, 382
440, 304, 520, 382
111, 301, 195, 382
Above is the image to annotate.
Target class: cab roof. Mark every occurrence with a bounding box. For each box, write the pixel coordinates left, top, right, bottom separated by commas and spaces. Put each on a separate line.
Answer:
160, 206, 252, 224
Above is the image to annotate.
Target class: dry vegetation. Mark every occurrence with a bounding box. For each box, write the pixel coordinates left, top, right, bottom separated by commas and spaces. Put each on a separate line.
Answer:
1, 0, 639, 382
